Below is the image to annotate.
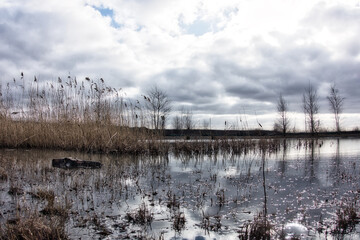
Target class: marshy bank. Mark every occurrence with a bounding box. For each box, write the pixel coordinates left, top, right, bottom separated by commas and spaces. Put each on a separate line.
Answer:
1, 76, 360, 239
0, 138, 359, 239
1, 74, 359, 155
0, 117, 280, 155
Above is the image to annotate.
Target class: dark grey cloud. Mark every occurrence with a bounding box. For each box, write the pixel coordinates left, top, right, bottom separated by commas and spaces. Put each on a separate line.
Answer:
0, 4, 136, 88
143, 24, 360, 118
145, 67, 219, 104
0, 9, 56, 62
1, 1, 360, 129
304, 3, 360, 31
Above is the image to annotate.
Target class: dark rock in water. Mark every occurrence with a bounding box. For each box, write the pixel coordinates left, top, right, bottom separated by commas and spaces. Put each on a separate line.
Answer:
52, 157, 102, 169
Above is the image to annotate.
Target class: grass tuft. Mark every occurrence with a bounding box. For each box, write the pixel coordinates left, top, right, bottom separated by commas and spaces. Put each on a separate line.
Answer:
125, 202, 153, 226
239, 212, 272, 240
0, 167, 7, 181
0, 213, 68, 240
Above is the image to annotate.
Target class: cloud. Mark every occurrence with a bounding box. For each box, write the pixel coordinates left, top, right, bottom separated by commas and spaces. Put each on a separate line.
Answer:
0, 0, 360, 129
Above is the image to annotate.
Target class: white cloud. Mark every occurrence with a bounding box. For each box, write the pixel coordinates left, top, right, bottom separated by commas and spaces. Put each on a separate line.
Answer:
1, 0, 360, 129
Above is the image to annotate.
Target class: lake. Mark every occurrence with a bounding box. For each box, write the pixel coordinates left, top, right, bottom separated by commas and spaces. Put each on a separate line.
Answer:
0, 138, 359, 239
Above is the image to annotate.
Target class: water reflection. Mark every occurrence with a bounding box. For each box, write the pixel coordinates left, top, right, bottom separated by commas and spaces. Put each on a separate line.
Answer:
0, 138, 359, 239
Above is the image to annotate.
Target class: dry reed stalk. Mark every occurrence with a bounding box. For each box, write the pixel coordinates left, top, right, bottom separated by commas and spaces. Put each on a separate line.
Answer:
0, 214, 68, 240
0, 74, 171, 154
0, 74, 283, 155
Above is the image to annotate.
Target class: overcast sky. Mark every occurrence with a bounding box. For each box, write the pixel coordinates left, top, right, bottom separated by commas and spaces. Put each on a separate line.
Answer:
1, 0, 360, 130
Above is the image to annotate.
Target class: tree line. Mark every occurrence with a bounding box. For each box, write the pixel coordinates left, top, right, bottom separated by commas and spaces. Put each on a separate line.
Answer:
0, 73, 347, 134
149, 82, 347, 134
275, 83, 345, 135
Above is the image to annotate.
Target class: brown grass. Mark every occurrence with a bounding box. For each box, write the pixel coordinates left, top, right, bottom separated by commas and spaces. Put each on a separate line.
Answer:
1, 185, 70, 240
0, 167, 7, 181
0, 75, 164, 154
332, 200, 359, 236
239, 212, 272, 240
30, 189, 55, 202
0, 119, 161, 154
0, 214, 68, 240
125, 202, 153, 226
0, 74, 284, 155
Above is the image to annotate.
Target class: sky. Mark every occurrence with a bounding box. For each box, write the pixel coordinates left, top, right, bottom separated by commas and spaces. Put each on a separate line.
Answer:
0, 0, 360, 130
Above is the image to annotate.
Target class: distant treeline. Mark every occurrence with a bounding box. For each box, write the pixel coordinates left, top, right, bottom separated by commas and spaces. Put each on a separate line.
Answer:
0, 74, 358, 154
163, 129, 360, 138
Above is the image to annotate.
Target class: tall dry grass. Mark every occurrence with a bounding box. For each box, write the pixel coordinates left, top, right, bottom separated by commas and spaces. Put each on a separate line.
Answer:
0, 214, 68, 240
0, 74, 283, 155
0, 119, 163, 154
0, 75, 168, 154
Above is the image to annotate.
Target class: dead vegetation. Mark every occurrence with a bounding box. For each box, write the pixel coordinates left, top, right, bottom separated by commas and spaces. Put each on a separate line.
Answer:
172, 210, 186, 232
0, 214, 68, 240
0, 75, 164, 154
0, 189, 70, 240
331, 198, 360, 236
125, 203, 154, 226
239, 212, 272, 240
0, 86, 359, 240
0, 167, 7, 181
0, 74, 286, 155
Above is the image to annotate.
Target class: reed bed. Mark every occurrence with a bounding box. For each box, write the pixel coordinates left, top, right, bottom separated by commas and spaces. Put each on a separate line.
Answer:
0, 75, 166, 154
0, 74, 284, 155
0, 117, 283, 155
0, 118, 162, 154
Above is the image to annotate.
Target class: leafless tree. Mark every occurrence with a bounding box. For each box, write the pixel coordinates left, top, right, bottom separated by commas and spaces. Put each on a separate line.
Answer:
144, 86, 171, 130
327, 83, 345, 132
276, 93, 290, 135
172, 107, 195, 130
172, 115, 183, 130
182, 107, 195, 130
202, 119, 210, 130
302, 84, 320, 134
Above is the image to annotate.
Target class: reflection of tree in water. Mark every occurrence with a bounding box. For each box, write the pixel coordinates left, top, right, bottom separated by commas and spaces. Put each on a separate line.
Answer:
239, 148, 271, 239
330, 138, 341, 186
278, 139, 289, 177
304, 139, 320, 182
259, 150, 271, 239
262, 152, 268, 218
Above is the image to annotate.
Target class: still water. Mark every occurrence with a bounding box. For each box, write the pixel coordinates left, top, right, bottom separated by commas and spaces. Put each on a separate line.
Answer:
0, 138, 359, 239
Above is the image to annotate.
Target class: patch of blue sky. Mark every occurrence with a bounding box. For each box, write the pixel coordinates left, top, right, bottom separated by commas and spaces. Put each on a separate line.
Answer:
188, 19, 211, 36
179, 18, 212, 36
93, 6, 122, 29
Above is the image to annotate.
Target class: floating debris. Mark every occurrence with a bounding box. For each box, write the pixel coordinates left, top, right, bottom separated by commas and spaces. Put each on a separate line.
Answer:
52, 157, 102, 169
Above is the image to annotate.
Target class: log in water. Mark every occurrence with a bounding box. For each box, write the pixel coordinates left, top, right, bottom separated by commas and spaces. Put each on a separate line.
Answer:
52, 157, 102, 169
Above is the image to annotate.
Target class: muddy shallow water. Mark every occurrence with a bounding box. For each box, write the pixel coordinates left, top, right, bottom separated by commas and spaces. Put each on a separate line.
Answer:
0, 138, 359, 239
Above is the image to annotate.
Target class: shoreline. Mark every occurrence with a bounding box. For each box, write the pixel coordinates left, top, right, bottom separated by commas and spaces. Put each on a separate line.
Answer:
162, 129, 360, 139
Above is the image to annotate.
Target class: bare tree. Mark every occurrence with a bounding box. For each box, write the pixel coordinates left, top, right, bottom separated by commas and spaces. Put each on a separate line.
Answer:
202, 119, 210, 129
327, 83, 345, 132
302, 84, 320, 134
144, 86, 171, 130
172, 107, 195, 130
182, 107, 195, 130
276, 93, 290, 135
172, 115, 183, 130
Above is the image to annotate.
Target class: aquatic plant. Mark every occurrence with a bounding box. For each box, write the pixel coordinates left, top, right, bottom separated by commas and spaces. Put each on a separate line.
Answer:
30, 188, 55, 203
239, 212, 272, 240
0, 188, 70, 240
0, 167, 7, 181
332, 202, 359, 236
172, 210, 186, 232
0, 214, 68, 240
125, 202, 153, 226
200, 211, 222, 233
